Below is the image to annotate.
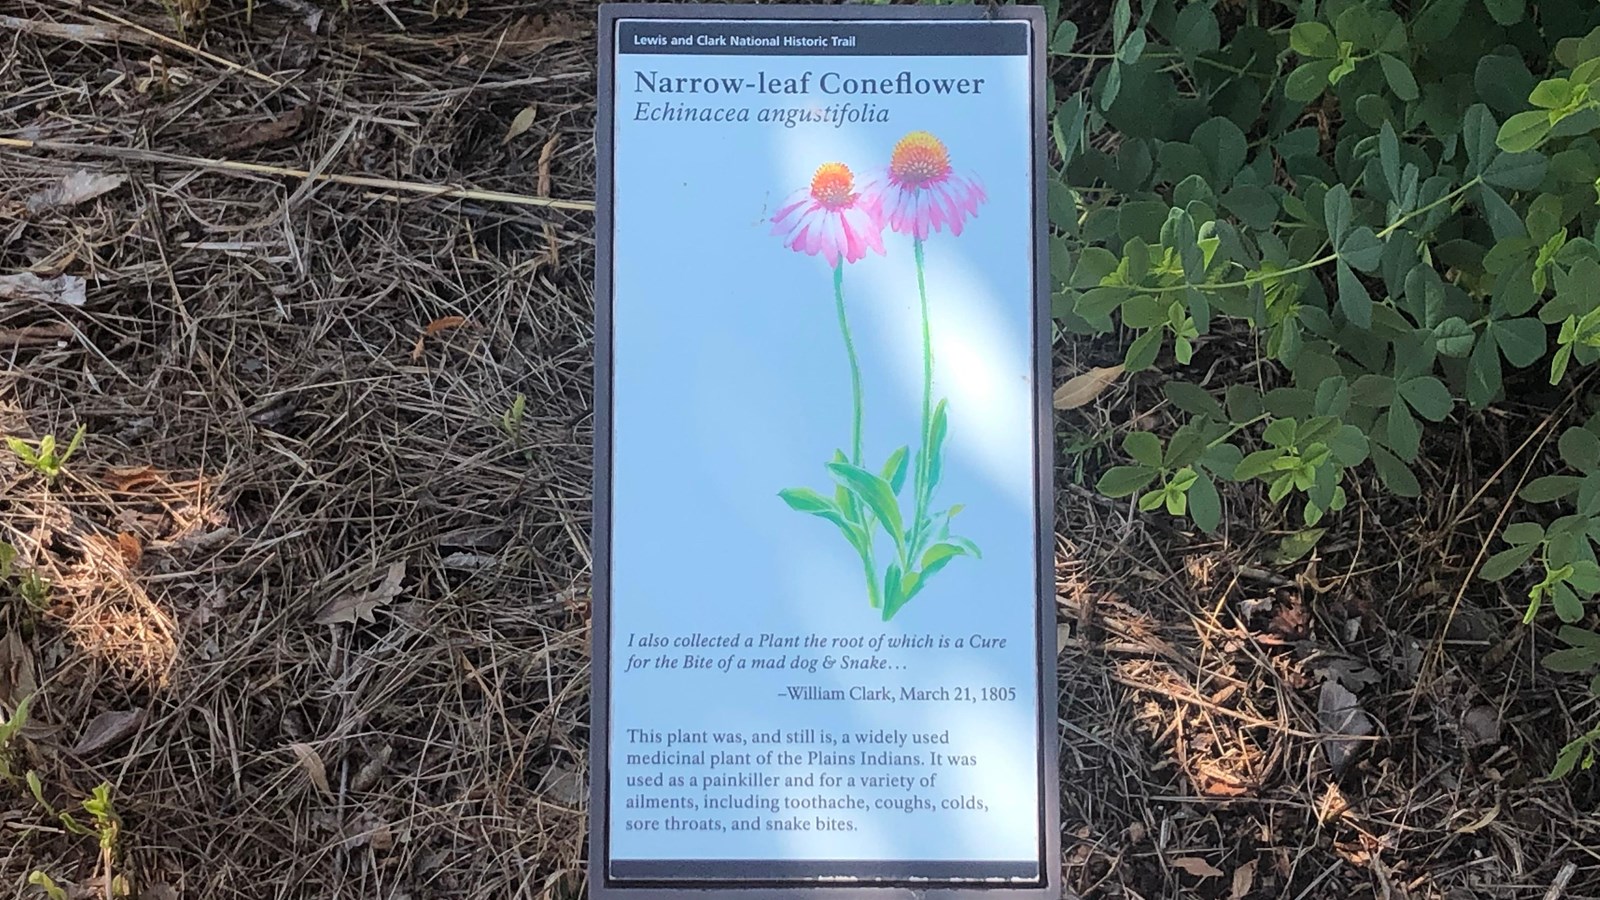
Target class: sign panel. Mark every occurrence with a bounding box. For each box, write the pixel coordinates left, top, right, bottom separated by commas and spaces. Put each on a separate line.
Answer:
592, 5, 1057, 897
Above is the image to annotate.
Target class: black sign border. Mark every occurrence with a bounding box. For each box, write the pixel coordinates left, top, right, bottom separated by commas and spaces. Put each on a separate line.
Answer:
591, 4, 1060, 899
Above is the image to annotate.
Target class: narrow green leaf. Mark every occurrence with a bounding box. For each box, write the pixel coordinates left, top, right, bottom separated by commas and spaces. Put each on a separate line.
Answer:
1522, 475, 1582, 503
881, 446, 910, 496
1328, 425, 1370, 466
1399, 375, 1454, 421
925, 400, 949, 497
1100, 60, 1123, 111
1324, 184, 1353, 243
1483, 150, 1549, 190
1497, 111, 1553, 153
1098, 465, 1160, 497
1463, 104, 1499, 175
1124, 327, 1162, 372
1050, 19, 1079, 55
1336, 260, 1372, 329
1340, 227, 1384, 272
1482, 0, 1523, 26
1477, 185, 1527, 241
1171, 3, 1220, 57
1543, 647, 1600, 673
1290, 21, 1338, 57
1273, 528, 1327, 564
1378, 54, 1419, 102
826, 463, 904, 544
1502, 522, 1545, 545
1480, 542, 1538, 581
1466, 332, 1504, 408
1286, 60, 1339, 102
1561, 426, 1600, 470
1433, 317, 1476, 357
1163, 381, 1225, 420
1371, 445, 1421, 496
1187, 471, 1221, 533
1489, 317, 1547, 369
1387, 402, 1422, 460
1123, 431, 1164, 468
1412, 0, 1468, 42
1233, 449, 1285, 481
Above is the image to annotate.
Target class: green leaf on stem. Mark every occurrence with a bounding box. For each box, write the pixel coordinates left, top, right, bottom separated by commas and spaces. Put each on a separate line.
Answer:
881, 446, 910, 495
826, 463, 905, 546
1480, 542, 1538, 581
1498, 111, 1553, 153
1337, 260, 1373, 329
1098, 465, 1160, 497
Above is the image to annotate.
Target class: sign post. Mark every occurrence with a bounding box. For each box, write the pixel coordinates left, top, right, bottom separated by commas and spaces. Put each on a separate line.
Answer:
591, 5, 1057, 897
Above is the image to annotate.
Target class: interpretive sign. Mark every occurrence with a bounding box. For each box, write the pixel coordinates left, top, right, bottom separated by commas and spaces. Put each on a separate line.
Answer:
591, 4, 1057, 897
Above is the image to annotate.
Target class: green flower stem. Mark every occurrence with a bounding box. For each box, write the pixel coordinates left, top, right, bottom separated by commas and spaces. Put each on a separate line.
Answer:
831, 262, 881, 608
833, 261, 864, 467
911, 236, 934, 567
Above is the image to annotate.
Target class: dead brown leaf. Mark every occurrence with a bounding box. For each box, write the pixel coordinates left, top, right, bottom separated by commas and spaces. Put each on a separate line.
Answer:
218, 106, 306, 153
290, 742, 331, 795
25, 170, 127, 214
0, 631, 38, 704
1230, 858, 1258, 898
497, 14, 583, 58
71, 708, 144, 756
0, 272, 85, 307
116, 532, 143, 569
314, 561, 406, 625
502, 105, 537, 145
1053, 365, 1124, 409
537, 134, 560, 198
1318, 679, 1375, 774
105, 465, 162, 492
1171, 856, 1224, 878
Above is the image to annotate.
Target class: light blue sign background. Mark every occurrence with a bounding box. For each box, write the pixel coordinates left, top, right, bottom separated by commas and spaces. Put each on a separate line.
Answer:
609, 25, 1041, 865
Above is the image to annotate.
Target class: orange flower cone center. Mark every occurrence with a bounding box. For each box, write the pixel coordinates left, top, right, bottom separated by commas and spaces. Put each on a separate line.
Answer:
810, 162, 856, 210
889, 131, 951, 188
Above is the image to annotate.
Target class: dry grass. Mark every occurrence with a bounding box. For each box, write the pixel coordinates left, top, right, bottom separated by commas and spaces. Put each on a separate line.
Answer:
2, 1, 1599, 898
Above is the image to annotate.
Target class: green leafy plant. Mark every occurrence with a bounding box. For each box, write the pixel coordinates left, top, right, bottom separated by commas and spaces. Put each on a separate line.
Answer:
500, 392, 527, 441
1039, 0, 1600, 772
0, 694, 33, 781
27, 871, 68, 900
6, 425, 87, 482
26, 779, 124, 898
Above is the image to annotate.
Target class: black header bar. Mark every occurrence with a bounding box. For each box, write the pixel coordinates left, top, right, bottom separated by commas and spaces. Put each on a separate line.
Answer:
616, 19, 1030, 56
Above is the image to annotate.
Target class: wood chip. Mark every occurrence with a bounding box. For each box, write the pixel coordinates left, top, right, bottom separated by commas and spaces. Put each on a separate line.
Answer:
71, 708, 144, 756
1053, 364, 1124, 409
289, 742, 331, 795
314, 561, 406, 625
0, 272, 85, 307
25, 170, 126, 214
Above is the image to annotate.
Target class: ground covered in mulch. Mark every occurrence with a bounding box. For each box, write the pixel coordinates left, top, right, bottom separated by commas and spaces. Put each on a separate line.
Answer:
2, 1, 1599, 898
